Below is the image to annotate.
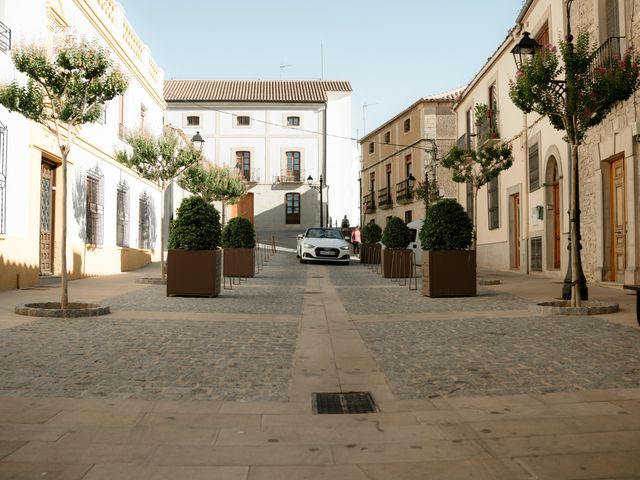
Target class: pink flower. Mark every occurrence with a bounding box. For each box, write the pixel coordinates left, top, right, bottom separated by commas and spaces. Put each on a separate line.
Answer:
516, 70, 524, 80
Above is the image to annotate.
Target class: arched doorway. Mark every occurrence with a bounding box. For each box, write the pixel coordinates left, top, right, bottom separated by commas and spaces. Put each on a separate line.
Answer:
545, 157, 561, 270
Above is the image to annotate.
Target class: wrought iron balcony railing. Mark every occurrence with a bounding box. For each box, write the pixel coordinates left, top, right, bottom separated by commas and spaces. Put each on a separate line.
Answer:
0, 21, 10, 54
272, 169, 303, 184
396, 179, 414, 203
456, 133, 473, 152
591, 36, 624, 76
363, 192, 376, 213
477, 109, 500, 146
378, 186, 392, 209
239, 168, 260, 183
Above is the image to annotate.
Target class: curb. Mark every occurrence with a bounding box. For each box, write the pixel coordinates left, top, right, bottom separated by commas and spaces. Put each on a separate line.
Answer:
15, 303, 111, 318
530, 300, 619, 316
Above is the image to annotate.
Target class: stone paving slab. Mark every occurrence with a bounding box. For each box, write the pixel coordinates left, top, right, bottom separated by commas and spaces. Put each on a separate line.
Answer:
0, 318, 298, 401
356, 315, 640, 399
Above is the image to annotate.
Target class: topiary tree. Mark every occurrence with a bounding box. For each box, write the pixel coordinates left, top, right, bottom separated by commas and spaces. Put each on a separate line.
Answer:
168, 196, 221, 251
361, 221, 382, 244
116, 127, 202, 280
178, 162, 248, 224
509, 29, 640, 307
420, 199, 473, 251
381, 216, 412, 249
440, 143, 513, 249
0, 38, 128, 309
221, 217, 256, 249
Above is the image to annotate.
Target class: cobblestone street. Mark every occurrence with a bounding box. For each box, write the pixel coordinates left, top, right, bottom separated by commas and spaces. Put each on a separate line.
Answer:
0, 250, 639, 479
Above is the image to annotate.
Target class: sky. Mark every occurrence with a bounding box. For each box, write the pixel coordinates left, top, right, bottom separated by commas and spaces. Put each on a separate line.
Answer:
119, 0, 524, 138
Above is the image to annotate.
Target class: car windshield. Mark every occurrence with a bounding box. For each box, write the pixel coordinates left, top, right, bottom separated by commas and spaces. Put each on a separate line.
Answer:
306, 228, 343, 239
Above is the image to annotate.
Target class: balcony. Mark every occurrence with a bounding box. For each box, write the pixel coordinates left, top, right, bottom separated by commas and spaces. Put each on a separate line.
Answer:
477, 109, 500, 147
239, 168, 260, 183
272, 169, 303, 184
591, 36, 624, 77
363, 192, 376, 213
0, 20, 10, 54
378, 186, 393, 209
456, 133, 474, 152
396, 179, 414, 203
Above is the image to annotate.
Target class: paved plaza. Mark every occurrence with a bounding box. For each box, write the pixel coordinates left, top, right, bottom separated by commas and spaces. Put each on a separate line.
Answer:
0, 250, 639, 479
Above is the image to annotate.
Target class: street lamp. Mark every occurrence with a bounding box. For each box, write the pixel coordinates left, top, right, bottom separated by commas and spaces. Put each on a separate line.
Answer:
191, 131, 205, 151
307, 174, 324, 227
511, 0, 587, 300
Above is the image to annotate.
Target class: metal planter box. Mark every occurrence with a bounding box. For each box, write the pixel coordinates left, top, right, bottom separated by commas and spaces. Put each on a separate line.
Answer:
422, 250, 476, 297
167, 249, 221, 297
223, 248, 255, 278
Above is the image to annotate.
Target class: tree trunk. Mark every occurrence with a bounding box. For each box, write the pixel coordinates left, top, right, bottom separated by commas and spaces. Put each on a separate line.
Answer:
61, 150, 68, 309
472, 186, 479, 250
160, 185, 166, 281
570, 141, 581, 307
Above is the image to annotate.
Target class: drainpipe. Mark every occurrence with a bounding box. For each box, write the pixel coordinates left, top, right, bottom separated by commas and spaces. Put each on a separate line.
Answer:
322, 102, 328, 227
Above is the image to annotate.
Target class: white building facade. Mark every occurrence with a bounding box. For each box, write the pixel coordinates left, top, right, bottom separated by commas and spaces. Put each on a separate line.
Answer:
164, 80, 357, 233
0, 0, 165, 291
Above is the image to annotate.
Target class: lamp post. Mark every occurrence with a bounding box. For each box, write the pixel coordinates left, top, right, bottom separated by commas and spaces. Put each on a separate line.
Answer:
422, 139, 438, 216
191, 131, 205, 151
511, 0, 588, 301
307, 174, 324, 227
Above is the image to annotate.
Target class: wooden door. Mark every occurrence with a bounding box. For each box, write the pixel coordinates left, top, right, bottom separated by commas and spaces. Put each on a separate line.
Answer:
553, 181, 561, 268
233, 192, 254, 223
40, 162, 55, 275
511, 193, 520, 270
610, 157, 626, 282
285, 192, 300, 224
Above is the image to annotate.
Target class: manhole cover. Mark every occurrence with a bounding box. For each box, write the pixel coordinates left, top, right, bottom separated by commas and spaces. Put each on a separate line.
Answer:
312, 392, 377, 414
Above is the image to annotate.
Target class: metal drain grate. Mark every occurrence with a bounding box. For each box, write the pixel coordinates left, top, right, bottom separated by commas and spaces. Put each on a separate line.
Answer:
312, 392, 377, 414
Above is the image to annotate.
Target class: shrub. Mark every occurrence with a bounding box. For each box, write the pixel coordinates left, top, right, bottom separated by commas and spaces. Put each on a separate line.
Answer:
381, 216, 411, 249
361, 222, 382, 244
168, 196, 221, 250
221, 217, 256, 248
420, 199, 473, 250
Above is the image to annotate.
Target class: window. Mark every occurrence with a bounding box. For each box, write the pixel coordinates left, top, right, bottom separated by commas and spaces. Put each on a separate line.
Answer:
285, 192, 300, 224
405, 154, 412, 177
605, 0, 620, 39
0, 18, 11, 54
86, 166, 104, 245
116, 181, 130, 247
531, 236, 543, 271
139, 192, 151, 249
535, 22, 549, 48
405, 210, 412, 224
236, 115, 250, 126
0, 121, 6, 234
403, 118, 411, 132
97, 108, 107, 125
287, 116, 300, 126
529, 142, 540, 190
487, 176, 499, 230
384, 132, 390, 144
369, 172, 375, 194
236, 151, 251, 181
186, 115, 200, 126
368, 142, 374, 154
466, 181, 474, 221
286, 151, 301, 181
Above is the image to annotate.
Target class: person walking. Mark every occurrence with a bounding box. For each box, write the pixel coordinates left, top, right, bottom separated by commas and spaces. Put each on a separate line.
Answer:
351, 225, 361, 257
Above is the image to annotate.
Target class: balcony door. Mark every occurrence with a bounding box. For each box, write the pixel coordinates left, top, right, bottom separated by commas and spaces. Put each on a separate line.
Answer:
610, 156, 626, 282
285, 192, 300, 224
40, 161, 56, 275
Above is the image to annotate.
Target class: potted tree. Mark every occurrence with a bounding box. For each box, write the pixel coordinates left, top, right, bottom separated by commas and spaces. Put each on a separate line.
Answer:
221, 216, 256, 278
381, 216, 412, 278
167, 196, 222, 297
360, 222, 383, 264
420, 198, 475, 297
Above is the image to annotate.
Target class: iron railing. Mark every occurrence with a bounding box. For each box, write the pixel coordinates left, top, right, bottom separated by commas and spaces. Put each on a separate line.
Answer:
240, 168, 260, 183
378, 186, 392, 208
0, 20, 10, 54
396, 179, 413, 202
272, 169, 303, 184
0, 121, 6, 234
477, 109, 500, 145
456, 133, 473, 152
363, 192, 375, 213
592, 36, 624, 74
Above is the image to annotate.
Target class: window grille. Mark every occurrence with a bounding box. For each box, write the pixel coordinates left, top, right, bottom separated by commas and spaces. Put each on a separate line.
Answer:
529, 142, 540, 191
139, 192, 151, 249
287, 116, 300, 126
487, 176, 499, 230
0, 20, 10, 54
531, 236, 542, 271
116, 180, 130, 247
187, 115, 200, 126
0, 121, 7, 234
236, 115, 250, 126
86, 166, 104, 245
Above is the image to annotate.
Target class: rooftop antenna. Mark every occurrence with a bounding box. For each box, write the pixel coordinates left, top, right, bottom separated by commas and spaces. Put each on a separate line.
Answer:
362, 102, 378, 135
320, 43, 324, 80
279, 63, 292, 79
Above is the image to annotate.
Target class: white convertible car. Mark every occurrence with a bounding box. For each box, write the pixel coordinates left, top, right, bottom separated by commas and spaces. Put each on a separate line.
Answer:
296, 227, 350, 264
